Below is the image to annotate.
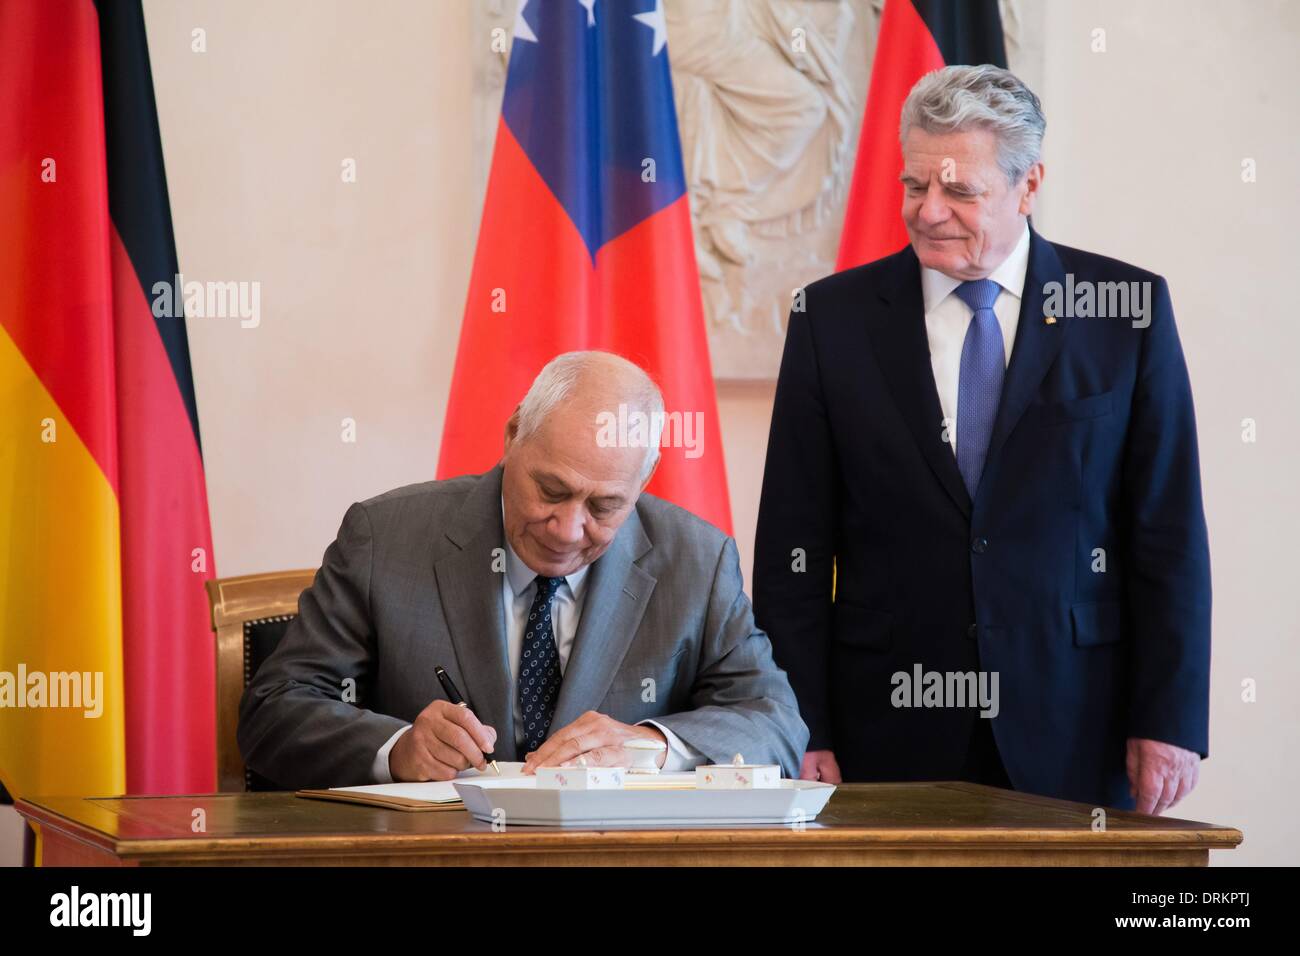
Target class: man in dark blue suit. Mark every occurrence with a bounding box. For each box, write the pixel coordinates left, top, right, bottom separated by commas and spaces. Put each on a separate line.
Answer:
753, 65, 1210, 813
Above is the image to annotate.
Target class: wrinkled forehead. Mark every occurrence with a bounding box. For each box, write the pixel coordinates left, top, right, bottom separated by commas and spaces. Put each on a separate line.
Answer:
523, 402, 651, 487
902, 127, 1001, 174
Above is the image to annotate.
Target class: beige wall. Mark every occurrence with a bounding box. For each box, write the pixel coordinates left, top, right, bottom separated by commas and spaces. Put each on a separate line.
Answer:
1033, 0, 1300, 865
144, 0, 470, 575
8, 0, 1289, 866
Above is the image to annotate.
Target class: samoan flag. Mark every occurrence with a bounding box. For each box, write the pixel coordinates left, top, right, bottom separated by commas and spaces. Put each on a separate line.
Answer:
438, 0, 731, 533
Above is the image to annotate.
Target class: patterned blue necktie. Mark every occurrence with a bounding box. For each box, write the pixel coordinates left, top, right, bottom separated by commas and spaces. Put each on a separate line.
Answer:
518, 575, 565, 757
954, 278, 1005, 497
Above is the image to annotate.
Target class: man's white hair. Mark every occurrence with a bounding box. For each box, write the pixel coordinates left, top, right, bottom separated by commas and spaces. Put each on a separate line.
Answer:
900, 64, 1046, 185
514, 351, 665, 482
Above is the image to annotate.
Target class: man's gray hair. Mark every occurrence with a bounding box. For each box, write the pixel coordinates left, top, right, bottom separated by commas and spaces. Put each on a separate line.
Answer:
900, 64, 1046, 185
515, 350, 665, 482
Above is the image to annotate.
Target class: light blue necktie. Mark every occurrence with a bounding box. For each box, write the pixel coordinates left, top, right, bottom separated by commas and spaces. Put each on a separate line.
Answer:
954, 278, 1005, 497
518, 575, 564, 756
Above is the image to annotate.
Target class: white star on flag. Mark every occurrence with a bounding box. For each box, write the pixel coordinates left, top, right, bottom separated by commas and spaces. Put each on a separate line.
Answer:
633, 0, 667, 55
514, 0, 537, 43
578, 0, 596, 27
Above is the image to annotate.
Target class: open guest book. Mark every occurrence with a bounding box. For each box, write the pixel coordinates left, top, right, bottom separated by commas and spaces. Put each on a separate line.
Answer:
296, 762, 531, 811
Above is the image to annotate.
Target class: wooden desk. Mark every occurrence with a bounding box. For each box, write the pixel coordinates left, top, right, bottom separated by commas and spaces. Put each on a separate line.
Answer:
17, 782, 1241, 866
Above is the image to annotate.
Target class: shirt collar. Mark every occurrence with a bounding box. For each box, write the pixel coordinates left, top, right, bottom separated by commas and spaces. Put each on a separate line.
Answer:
500, 497, 592, 600
920, 221, 1031, 314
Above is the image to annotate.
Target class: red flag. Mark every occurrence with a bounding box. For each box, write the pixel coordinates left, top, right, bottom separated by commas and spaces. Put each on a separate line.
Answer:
438, 0, 731, 533
837, 0, 1007, 270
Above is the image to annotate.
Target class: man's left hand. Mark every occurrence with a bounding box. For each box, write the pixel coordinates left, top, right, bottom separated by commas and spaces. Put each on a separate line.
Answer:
1126, 737, 1200, 815
522, 711, 667, 773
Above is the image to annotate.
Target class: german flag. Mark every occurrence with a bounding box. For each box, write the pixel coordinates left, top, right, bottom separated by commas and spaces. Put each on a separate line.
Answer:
837, 0, 1007, 269
0, 0, 216, 819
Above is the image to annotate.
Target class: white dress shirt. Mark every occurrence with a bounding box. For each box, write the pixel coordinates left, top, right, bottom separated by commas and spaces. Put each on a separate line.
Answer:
372, 505, 704, 782
921, 222, 1031, 452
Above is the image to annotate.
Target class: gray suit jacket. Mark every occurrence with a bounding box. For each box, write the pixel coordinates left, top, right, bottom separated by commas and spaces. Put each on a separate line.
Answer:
238, 465, 808, 788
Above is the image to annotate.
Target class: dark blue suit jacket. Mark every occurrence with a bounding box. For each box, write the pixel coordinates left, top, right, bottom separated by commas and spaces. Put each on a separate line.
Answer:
752, 228, 1211, 808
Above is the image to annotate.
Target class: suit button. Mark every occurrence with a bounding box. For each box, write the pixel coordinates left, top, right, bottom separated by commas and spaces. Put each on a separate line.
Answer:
972, 537, 989, 554
968, 623, 978, 639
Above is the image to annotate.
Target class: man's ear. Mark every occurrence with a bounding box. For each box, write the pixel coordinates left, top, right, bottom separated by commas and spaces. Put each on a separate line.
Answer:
638, 451, 661, 493
503, 406, 522, 457
1018, 161, 1044, 217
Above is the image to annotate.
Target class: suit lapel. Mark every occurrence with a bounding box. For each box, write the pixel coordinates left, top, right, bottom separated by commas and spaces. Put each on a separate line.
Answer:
868, 245, 973, 519
431, 465, 517, 760
549, 508, 656, 732
985, 228, 1071, 464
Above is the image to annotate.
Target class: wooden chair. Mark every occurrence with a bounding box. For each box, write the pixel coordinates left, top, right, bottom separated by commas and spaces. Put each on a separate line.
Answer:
206, 570, 316, 792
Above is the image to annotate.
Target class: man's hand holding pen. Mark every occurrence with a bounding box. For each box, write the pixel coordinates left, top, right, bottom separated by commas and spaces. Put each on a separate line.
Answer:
388, 698, 498, 782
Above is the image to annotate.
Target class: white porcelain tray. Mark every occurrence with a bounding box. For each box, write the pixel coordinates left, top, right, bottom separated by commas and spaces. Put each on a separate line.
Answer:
452, 776, 836, 827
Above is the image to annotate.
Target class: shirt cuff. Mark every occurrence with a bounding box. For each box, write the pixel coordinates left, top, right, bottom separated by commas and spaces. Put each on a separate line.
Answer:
372, 725, 412, 783
638, 719, 706, 772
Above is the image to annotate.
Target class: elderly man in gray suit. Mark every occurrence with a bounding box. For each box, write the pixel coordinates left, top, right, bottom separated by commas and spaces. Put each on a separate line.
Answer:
239, 351, 807, 788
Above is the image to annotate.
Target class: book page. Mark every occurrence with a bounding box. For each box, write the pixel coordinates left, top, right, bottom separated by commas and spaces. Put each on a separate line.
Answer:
329, 761, 529, 803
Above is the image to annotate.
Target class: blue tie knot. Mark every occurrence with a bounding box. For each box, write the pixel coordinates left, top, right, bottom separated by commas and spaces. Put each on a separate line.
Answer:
955, 278, 1001, 314
534, 575, 564, 598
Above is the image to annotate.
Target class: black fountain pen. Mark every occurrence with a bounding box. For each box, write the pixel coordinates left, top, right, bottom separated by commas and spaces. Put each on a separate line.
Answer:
434, 665, 501, 775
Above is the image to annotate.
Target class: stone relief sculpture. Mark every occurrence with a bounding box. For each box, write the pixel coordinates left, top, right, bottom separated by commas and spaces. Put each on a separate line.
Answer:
667, 0, 865, 379
471, 0, 1030, 380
